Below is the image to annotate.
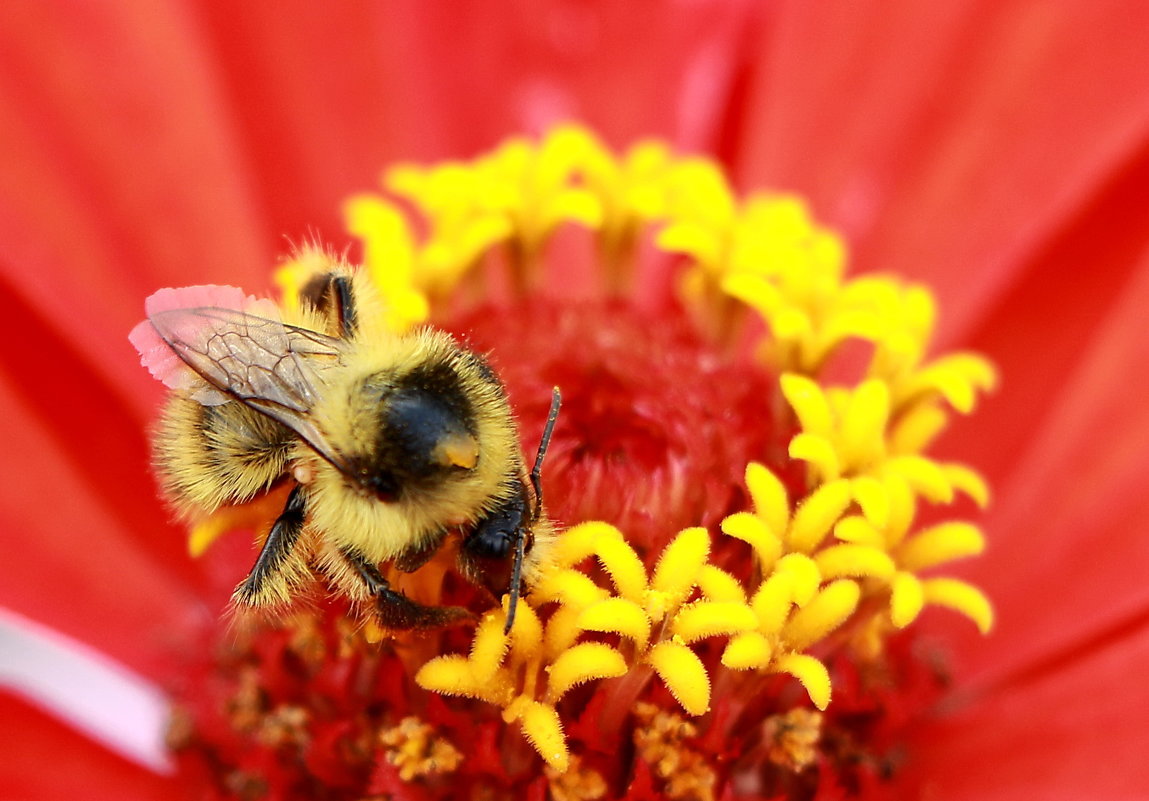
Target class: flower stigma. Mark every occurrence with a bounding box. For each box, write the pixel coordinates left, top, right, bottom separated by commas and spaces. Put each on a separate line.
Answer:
171, 125, 996, 800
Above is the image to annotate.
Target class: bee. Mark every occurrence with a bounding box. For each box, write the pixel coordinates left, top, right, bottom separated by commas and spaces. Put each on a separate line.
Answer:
129, 262, 559, 631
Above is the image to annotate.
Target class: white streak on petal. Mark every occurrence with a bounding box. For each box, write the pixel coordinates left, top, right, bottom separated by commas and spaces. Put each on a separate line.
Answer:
0, 608, 173, 773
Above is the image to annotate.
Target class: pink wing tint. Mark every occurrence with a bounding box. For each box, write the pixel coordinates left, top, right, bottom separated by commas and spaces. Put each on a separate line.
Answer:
129, 285, 275, 404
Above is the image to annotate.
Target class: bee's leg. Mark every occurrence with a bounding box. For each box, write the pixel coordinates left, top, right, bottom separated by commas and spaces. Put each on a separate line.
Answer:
458, 488, 526, 630
300, 272, 357, 336
233, 484, 308, 606
339, 547, 472, 629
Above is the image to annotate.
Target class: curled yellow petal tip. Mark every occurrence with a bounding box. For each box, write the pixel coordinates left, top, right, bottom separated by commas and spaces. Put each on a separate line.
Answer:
783, 580, 861, 651
697, 565, 748, 604
670, 601, 758, 645
594, 536, 649, 603
576, 598, 652, 650
745, 461, 791, 536
415, 656, 478, 697
651, 526, 710, 606
648, 641, 711, 716
722, 631, 773, 671
547, 643, 628, 702
889, 572, 925, 628
897, 521, 986, 572
773, 653, 832, 711
815, 543, 896, 581
922, 578, 995, 634
554, 521, 623, 567
520, 701, 570, 772
788, 479, 854, 552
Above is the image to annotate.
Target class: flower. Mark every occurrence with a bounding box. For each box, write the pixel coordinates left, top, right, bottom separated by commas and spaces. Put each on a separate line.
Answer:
3, 4, 1149, 800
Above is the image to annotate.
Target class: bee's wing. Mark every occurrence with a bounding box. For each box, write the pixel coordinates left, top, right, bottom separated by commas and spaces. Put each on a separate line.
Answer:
131, 285, 349, 469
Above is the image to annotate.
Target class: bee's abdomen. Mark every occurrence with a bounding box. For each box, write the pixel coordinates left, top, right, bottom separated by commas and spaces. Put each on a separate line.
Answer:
155, 395, 295, 515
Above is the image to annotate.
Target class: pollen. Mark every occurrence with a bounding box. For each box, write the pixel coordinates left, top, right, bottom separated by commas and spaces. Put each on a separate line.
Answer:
763, 708, 823, 772
633, 702, 718, 801
378, 716, 463, 782
547, 755, 609, 801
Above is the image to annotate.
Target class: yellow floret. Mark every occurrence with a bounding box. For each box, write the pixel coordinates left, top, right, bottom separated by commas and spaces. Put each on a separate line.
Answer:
648, 640, 711, 716
650, 527, 711, 616
546, 643, 628, 702
519, 701, 570, 772
896, 522, 986, 572
781, 580, 861, 651
922, 578, 994, 633
670, 601, 759, 645
772, 653, 832, 711
385, 129, 997, 776
576, 598, 652, 650
721, 631, 774, 670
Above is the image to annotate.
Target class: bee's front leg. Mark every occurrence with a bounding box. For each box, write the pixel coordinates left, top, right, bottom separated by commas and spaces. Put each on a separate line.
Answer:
233, 484, 308, 607
339, 547, 472, 629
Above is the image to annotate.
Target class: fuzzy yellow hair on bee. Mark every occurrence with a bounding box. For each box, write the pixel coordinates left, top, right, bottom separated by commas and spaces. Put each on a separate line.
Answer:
130, 259, 559, 629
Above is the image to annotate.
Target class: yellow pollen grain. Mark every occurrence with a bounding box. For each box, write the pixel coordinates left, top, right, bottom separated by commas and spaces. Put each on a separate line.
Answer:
763, 709, 823, 771
379, 717, 463, 781
547, 754, 609, 801
632, 702, 717, 801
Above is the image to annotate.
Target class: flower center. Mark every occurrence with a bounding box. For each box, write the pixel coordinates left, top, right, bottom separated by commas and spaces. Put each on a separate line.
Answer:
449, 296, 781, 551
161, 125, 997, 800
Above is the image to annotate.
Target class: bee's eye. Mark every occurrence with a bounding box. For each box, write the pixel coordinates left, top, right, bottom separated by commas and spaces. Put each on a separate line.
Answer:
378, 387, 477, 478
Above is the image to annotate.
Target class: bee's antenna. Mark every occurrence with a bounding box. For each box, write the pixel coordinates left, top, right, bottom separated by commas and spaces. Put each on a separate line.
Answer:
531, 387, 562, 517
506, 387, 562, 634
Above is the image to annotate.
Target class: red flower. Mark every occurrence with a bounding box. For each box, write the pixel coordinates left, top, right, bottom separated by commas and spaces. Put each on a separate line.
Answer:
3, 3, 1149, 799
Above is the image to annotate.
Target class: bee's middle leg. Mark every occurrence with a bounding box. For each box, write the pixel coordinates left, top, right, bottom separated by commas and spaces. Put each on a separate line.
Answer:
233, 484, 308, 606
339, 547, 471, 629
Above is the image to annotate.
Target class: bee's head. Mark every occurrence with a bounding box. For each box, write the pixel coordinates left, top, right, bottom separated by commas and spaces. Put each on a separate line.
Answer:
356, 365, 479, 501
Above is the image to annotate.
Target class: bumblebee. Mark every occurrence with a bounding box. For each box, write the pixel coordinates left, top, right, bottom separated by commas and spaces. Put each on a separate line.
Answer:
130, 264, 559, 630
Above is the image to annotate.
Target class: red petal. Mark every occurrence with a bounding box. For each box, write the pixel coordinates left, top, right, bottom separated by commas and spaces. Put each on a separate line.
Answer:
194, 0, 757, 232
0, 368, 203, 679
903, 625, 1149, 799
0, 274, 222, 596
924, 248, 1149, 686
0, 692, 175, 801
0, 2, 271, 414
940, 134, 1149, 486
732, 0, 1149, 342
